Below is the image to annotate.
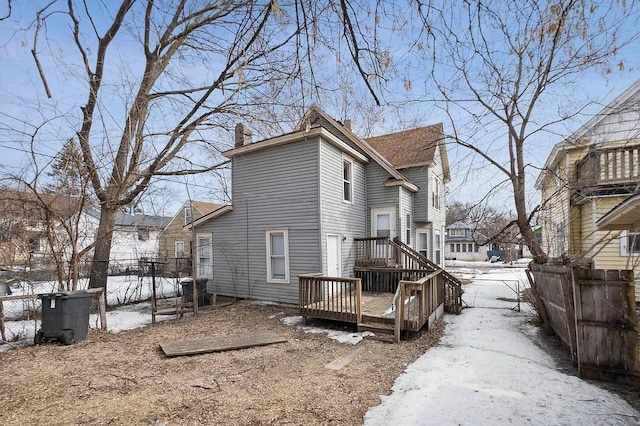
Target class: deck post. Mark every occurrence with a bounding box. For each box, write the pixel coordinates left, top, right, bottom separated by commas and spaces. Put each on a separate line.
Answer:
0, 299, 5, 342
98, 289, 107, 330
395, 282, 405, 343
356, 278, 362, 324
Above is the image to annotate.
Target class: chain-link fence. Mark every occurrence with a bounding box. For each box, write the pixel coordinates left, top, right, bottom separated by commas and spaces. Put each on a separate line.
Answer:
462, 278, 531, 311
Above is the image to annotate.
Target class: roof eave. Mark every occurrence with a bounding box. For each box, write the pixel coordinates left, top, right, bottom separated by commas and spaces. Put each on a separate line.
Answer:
222, 127, 369, 163
189, 205, 234, 229
384, 179, 419, 193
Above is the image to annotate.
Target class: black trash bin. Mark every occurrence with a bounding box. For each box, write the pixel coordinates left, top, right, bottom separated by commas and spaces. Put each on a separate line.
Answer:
180, 278, 209, 307
35, 290, 93, 345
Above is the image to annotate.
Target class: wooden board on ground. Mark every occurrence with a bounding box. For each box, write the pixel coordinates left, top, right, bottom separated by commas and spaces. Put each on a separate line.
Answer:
160, 332, 287, 357
324, 345, 365, 370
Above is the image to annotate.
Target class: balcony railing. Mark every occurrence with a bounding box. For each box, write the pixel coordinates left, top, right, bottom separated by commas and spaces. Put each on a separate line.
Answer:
576, 146, 640, 188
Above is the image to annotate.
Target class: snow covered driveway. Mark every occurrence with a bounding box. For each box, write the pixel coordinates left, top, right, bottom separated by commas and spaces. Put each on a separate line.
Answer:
365, 267, 640, 425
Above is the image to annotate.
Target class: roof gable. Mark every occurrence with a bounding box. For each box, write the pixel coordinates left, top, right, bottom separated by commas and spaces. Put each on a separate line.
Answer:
536, 80, 640, 189
294, 105, 418, 191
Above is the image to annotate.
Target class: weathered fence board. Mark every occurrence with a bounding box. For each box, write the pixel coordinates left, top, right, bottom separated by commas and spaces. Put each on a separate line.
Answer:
527, 264, 576, 358
528, 264, 638, 383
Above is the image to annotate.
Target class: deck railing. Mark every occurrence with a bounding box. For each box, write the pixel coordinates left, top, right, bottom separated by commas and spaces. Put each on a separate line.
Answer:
354, 237, 397, 267
354, 268, 431, 292
393, 270, 445, 342
390, 238, 463, 314
299, 274, 362, 323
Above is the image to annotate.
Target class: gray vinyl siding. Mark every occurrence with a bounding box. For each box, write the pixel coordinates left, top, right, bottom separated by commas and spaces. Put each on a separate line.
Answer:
365, 161, 400, 236
311, 115, 367, 158
400, 187, 414, 247
428, 146, 446, 229
319, 141, 366, 278
196, 140, 321, 305
402, 166, 429, 223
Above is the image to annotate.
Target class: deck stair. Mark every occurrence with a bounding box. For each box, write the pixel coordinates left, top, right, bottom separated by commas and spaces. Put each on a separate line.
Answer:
299, 236, 464, 343
359, 322, 396, 343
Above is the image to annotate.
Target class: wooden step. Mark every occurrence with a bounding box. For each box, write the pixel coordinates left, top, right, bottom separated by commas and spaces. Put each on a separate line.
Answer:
365, 334, 396, 343
358, 322, 394, 335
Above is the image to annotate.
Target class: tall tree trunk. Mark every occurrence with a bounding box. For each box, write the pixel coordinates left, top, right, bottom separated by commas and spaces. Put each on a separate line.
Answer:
89, 206, 117, 290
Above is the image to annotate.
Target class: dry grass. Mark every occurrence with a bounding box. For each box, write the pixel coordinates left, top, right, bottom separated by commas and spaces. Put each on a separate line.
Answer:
0, 302, 443, 425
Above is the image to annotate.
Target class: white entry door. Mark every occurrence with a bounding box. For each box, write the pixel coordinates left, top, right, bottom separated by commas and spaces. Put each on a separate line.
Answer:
326, 234, 341, 277
371, 208, 396, 239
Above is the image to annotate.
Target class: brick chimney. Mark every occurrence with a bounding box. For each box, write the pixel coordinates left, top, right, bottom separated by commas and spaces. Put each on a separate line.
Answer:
234, 123, 252, 148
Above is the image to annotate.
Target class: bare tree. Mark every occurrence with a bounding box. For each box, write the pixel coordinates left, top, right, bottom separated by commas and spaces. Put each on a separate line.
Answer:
410, 0, 640, 263
11, 0, 391, 292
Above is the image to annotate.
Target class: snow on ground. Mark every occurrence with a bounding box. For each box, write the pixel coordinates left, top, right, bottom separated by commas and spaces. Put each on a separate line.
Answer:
364, 267, 639, 425
281, 315, 374, 345
1, 275, 182, 351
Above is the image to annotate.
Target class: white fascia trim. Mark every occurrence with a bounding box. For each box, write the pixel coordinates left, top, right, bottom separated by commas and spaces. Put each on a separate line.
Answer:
224, 127, 369, 164
384, 178, 419, 193
188, 205, 233, 228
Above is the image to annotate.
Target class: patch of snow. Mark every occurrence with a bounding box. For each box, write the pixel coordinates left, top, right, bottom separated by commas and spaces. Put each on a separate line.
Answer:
364, 267, 639, 425
267, 312, 285, 319
281, 316, 373, 345
281, 316, 303, 326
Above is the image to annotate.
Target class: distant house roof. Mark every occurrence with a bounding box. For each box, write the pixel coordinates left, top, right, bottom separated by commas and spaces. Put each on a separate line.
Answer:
365, 123, 451, 182
191, 200, 224, 216
596, 194, 640, 231
447, 221, 474, 230
0, 189, 84, 220
86, 209, 171, 228
190, 205, 233, 228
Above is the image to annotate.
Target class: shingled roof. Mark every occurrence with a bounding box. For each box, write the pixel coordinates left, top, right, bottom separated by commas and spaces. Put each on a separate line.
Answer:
365, 124, 442, 168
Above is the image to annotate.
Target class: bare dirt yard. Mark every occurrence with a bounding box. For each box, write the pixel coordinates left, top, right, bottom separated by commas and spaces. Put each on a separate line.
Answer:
0, 302, 443, 425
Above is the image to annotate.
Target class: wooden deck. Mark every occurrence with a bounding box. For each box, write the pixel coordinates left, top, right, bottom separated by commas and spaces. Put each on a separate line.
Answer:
302, 291, 395, 322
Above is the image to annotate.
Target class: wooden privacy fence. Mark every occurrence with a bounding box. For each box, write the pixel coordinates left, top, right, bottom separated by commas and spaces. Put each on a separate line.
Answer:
393, 270, 445, 342
298, 274, 362, 324
527, 263, 639, 383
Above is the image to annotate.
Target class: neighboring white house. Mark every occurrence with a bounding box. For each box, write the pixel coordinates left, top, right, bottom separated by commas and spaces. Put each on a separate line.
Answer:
444, 221, 489, 261
82, 209, 171, 271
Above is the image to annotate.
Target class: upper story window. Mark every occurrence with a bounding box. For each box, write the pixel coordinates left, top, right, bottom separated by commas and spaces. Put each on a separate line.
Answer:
266, 229, 290, 283
184, 207, 193, 225
343, 156, 353, 203
138, 229, 149, 241
449, 228, 465, 237
405, 213, 411, 244
432, 177, 441, 210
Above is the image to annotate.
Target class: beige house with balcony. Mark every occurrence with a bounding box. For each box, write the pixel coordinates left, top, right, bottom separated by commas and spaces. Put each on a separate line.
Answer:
536, 80, 640, 279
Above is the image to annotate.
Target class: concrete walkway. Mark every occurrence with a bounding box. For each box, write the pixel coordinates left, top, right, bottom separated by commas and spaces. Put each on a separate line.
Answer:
364, 271, 639, 425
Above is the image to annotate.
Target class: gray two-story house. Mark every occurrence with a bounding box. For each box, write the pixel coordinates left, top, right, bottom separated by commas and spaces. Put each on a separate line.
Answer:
191, 106, 451, 305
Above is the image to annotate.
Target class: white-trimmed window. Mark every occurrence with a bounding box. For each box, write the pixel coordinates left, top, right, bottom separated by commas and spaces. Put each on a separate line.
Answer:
435, 232, 441, 264
620, 231, 640, 255
184, 207, 193, 225
266, 229, 290, 283
405, 213, 411, 244
432, 177, 441, 210
175, 241, 185, 258
417, 230, 428, 258
343, 156, 353, 203
197, 235, 212, 276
